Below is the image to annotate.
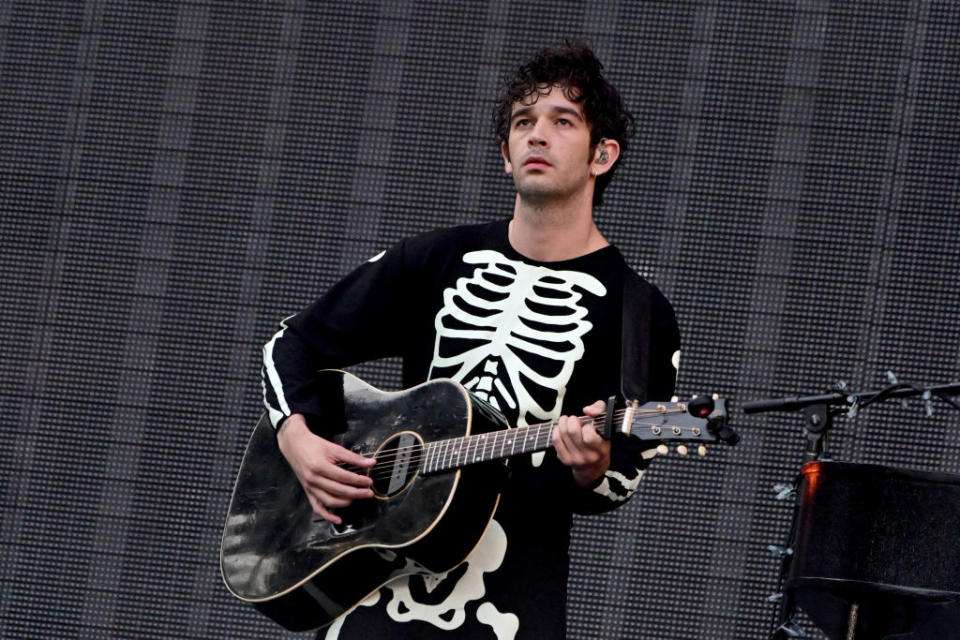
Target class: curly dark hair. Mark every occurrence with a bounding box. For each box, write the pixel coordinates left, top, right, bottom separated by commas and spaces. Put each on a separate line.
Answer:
493, 40, 636, 206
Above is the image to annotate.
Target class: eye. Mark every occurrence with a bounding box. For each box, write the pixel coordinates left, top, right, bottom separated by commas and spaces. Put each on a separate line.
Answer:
556, 118, 571, 126
513, 118, 531, 128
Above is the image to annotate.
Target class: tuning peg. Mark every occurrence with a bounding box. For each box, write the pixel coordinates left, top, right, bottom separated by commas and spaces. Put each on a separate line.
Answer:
677, 445, 688, 456
656, 444, 669, 455
768, 544, 793, 557
698, 445, 707, 457
671, 395, 679, 403
773, 483, 796, 501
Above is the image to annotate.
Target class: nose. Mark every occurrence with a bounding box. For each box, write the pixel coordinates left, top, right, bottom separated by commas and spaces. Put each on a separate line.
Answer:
528, 121, 548, 147
528, 133, 547, 148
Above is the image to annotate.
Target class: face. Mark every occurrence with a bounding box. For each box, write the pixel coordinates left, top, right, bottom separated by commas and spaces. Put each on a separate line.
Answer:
501, 86, 596, 206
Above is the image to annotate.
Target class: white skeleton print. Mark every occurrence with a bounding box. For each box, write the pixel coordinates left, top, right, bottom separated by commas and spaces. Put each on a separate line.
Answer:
428, 249, 606, 432
324, 522, 516, 640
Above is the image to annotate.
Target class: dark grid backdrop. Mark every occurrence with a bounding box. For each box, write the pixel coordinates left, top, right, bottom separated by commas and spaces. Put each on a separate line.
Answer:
2, 1, 959, 639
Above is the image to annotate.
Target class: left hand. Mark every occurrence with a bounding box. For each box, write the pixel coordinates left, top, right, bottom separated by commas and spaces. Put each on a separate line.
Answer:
552, 399, 610, 487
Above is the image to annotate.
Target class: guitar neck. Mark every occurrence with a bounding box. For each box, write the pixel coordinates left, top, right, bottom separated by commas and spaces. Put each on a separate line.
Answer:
421, 417, 589, 475
419, 399, 728, 474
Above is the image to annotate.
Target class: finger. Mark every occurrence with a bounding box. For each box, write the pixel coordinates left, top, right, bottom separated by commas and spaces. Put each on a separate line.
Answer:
306, 493, 341, 525
312, 458, 375, 488
313, 487, 356, 509
580, 420, 606, 447
311, 475, 375, 501
333, 444, 377, 469
558, 415, 586, 447
554, 417, 589, 465
552, 418, 575, 461
583, 399, 606, 417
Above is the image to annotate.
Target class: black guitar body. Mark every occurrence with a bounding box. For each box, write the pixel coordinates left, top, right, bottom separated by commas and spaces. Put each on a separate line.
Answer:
220, 371, 509, 631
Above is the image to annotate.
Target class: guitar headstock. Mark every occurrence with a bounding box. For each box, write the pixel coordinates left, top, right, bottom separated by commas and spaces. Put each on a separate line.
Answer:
621, 396, 739, 453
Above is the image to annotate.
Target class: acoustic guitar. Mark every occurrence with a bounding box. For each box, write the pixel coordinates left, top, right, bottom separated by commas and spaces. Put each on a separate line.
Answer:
220, 369, 736, 631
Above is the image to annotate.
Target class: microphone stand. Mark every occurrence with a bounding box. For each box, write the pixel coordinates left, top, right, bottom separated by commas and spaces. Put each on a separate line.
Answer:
743, 381, 960, 461
754, 380, 960, 639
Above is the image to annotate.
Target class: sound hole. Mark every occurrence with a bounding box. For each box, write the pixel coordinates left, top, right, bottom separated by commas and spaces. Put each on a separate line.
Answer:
372, 432, 423, 498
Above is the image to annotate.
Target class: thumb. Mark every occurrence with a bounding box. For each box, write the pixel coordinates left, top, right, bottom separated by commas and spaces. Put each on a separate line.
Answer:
583, 399, 606, 417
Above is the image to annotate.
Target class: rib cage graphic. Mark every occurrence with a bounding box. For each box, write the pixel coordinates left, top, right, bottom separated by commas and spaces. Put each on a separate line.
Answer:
428, 249, 607, 428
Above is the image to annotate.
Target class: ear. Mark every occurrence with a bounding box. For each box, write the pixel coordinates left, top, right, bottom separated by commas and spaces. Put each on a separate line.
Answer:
591, 138, 621, 176
501, 140, 513, 175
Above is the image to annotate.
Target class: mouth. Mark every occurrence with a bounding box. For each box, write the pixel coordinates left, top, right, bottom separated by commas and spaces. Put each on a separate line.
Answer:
523, 156, 552, 169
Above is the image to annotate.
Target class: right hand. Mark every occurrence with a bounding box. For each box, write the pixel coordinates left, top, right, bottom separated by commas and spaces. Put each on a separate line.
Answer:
276, 413, 376, 524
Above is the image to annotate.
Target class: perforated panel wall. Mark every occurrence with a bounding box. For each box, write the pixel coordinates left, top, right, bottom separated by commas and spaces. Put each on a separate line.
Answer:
1, 2, 958, 639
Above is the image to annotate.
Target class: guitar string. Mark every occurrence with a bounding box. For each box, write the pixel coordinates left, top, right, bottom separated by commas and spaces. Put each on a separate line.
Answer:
344, 410, 696, 469
341, 406, 641, 463
341, 411, 703, 481
341, 405, 691, 462
354, 416, 701, 483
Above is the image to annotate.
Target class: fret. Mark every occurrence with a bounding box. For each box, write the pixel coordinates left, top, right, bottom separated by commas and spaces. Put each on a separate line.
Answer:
463, 436, 479, 464
445, 437, 454, 471
424, 442, 434, 474
449, 437, 458, 471
475, 433, 487, 463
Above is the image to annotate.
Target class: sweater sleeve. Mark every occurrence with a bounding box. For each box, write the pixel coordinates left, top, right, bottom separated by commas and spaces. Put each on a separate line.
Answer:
571, 285, 681, 515
261, 242, 412, 432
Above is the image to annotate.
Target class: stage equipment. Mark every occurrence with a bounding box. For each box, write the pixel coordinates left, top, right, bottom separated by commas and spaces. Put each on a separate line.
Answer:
746, 377, 960, 639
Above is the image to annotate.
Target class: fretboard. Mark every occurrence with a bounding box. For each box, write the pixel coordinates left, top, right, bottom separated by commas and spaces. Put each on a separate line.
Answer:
421, 417, 600, 474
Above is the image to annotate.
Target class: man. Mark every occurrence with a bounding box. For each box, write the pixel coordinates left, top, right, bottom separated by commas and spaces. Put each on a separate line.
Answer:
262, 41, 680, 639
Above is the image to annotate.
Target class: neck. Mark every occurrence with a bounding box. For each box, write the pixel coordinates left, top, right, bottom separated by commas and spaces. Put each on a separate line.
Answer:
509, 193, 608, 262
